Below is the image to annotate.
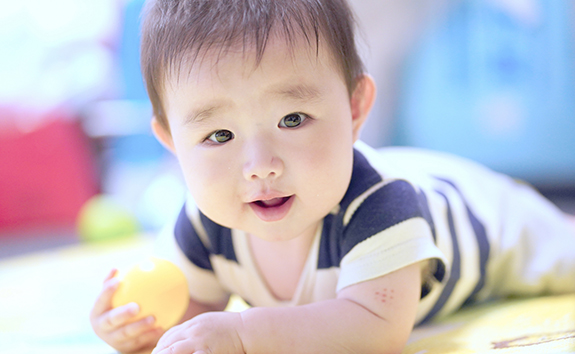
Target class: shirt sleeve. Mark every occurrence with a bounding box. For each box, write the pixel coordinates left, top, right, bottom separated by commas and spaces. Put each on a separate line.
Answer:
338, 217, 446, 291
336, 179, 448, 292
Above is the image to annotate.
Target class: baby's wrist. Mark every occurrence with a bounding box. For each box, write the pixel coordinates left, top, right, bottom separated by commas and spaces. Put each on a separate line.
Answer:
237, 309, 258, 354
125, 348, 154, 354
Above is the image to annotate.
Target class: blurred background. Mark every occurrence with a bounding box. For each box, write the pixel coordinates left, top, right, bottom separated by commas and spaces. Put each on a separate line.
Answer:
1, 0, 574, 258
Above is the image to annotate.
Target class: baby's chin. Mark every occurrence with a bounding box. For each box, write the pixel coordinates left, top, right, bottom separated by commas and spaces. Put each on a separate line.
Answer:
249, 231, 302, 243
246, 219, 322, 243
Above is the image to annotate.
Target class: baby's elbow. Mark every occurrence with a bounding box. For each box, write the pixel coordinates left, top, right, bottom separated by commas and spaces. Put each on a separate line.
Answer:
377, 335, 410, 354
386, 339, 410, 354
356, 340, 408, 354
359, 321, 412, 354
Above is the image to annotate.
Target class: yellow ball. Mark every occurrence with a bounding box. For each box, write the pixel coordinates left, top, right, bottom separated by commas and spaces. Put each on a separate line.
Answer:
112, 257, 189, 330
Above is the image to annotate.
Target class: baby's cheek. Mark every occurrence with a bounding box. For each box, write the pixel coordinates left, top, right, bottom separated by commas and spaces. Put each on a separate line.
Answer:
181, 149, 233, 181
307, 150, 353, 209
179, 154, 230, 204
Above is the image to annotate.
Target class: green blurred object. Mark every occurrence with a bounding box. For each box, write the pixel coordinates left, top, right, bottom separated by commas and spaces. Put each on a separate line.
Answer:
77, 195, 140, 242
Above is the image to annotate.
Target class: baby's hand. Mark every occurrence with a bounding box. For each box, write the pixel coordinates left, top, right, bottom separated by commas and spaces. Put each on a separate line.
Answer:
90, 269, 164, 354
152, 311, 245, 354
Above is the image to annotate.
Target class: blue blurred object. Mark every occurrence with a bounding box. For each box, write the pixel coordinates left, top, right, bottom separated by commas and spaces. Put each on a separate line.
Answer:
111, 133, 166, 163
394, 0, 575, 186
119, 0, 148, 101
89, 0, 186, 232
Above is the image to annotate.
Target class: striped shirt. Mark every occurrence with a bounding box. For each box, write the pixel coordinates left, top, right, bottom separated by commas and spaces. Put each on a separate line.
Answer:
155, 141, 575, 324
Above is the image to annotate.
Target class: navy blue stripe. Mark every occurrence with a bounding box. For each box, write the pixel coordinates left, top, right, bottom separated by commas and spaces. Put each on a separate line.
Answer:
199, 212, 238, 263
434, 177, 490, 304
463, 210, 489, 303
431, 257, 446, 285
420, 191, 461, 324
417, 189, 446, 284
317, 213, 341, 269
174, 206, 213, 271
341, 180, 425, 260
317, 148, 384, 269
339, 149, 383, 210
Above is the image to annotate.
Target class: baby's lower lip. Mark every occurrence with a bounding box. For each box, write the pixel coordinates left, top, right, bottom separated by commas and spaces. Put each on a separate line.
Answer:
249, 195, 294, 222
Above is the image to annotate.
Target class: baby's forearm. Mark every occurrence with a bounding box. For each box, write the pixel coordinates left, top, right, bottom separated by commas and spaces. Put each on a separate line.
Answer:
238, 298, 410, 354
131, 348, 154, 354
152, 264, 420, 354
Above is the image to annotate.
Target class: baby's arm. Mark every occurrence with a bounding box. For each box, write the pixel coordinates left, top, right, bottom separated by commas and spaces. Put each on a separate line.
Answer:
90, 269, 229, 354
153, 262, 423, 354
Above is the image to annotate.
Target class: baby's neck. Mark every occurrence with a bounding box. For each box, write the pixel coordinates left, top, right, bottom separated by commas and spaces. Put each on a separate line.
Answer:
248, 226, 318, 301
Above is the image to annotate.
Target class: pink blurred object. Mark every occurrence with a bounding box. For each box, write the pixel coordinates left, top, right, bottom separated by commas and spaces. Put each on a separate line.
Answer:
0, 109, 99, 231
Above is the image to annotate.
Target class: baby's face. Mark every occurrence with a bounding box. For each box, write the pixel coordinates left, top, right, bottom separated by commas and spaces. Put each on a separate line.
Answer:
159, 37, 361, 242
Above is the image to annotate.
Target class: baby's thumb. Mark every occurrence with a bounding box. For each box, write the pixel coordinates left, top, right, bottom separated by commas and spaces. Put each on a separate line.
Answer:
104, 268, 118, 283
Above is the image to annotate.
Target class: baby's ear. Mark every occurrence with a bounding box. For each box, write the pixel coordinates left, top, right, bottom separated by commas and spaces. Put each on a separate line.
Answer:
350, 74, 376, 142
151, 117, 176, 153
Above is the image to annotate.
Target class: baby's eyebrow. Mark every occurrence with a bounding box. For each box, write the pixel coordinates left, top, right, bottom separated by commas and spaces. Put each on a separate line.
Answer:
185, 102, 228, 126
184, 84, 321, 125
267, 83, 323, 102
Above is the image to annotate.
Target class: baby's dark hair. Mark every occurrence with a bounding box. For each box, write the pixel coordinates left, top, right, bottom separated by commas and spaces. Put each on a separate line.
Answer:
141, 0, 365, 129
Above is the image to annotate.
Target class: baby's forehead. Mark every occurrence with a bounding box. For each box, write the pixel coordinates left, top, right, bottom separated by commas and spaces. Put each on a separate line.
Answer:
166, 35, 343, 89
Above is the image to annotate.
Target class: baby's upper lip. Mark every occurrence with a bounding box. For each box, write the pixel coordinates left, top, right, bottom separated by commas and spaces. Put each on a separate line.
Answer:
247, 190, 290, 203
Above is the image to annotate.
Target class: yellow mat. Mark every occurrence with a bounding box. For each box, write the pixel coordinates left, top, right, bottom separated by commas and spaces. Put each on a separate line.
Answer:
405, 295, 575, 353
1, 235, 573, 353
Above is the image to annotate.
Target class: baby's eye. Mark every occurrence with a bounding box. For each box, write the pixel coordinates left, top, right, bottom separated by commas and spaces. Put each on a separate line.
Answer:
279, 113, 307, 128
207, 129, 234, 143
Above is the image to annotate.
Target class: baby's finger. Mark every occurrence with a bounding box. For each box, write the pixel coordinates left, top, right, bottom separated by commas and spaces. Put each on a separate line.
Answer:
152, 325, 182, 353
109, 315, 157, 342
153, 340, 193, 354
116, 325, 164, 353
103, 268, 118, 283
98, 302, 140, 332
90, 277, 120, 319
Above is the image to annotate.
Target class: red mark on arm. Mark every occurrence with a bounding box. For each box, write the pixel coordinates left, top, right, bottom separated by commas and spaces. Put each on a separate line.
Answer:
375, 288, 394, 303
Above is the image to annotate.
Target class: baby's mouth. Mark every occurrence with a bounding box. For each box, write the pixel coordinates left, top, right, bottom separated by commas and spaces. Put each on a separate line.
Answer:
249, 195, 294, 222
253, 196, 291, 208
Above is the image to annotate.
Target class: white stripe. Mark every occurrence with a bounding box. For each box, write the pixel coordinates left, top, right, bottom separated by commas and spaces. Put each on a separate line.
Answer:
432, 182, 480, 319
447, 184, 480, 311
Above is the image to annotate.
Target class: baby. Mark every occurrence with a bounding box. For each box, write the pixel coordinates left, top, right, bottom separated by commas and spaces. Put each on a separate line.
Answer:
90, 0, 575, 353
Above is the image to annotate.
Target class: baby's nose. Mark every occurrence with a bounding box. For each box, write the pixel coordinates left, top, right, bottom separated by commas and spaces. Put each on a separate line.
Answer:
242, 142, 284, 181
